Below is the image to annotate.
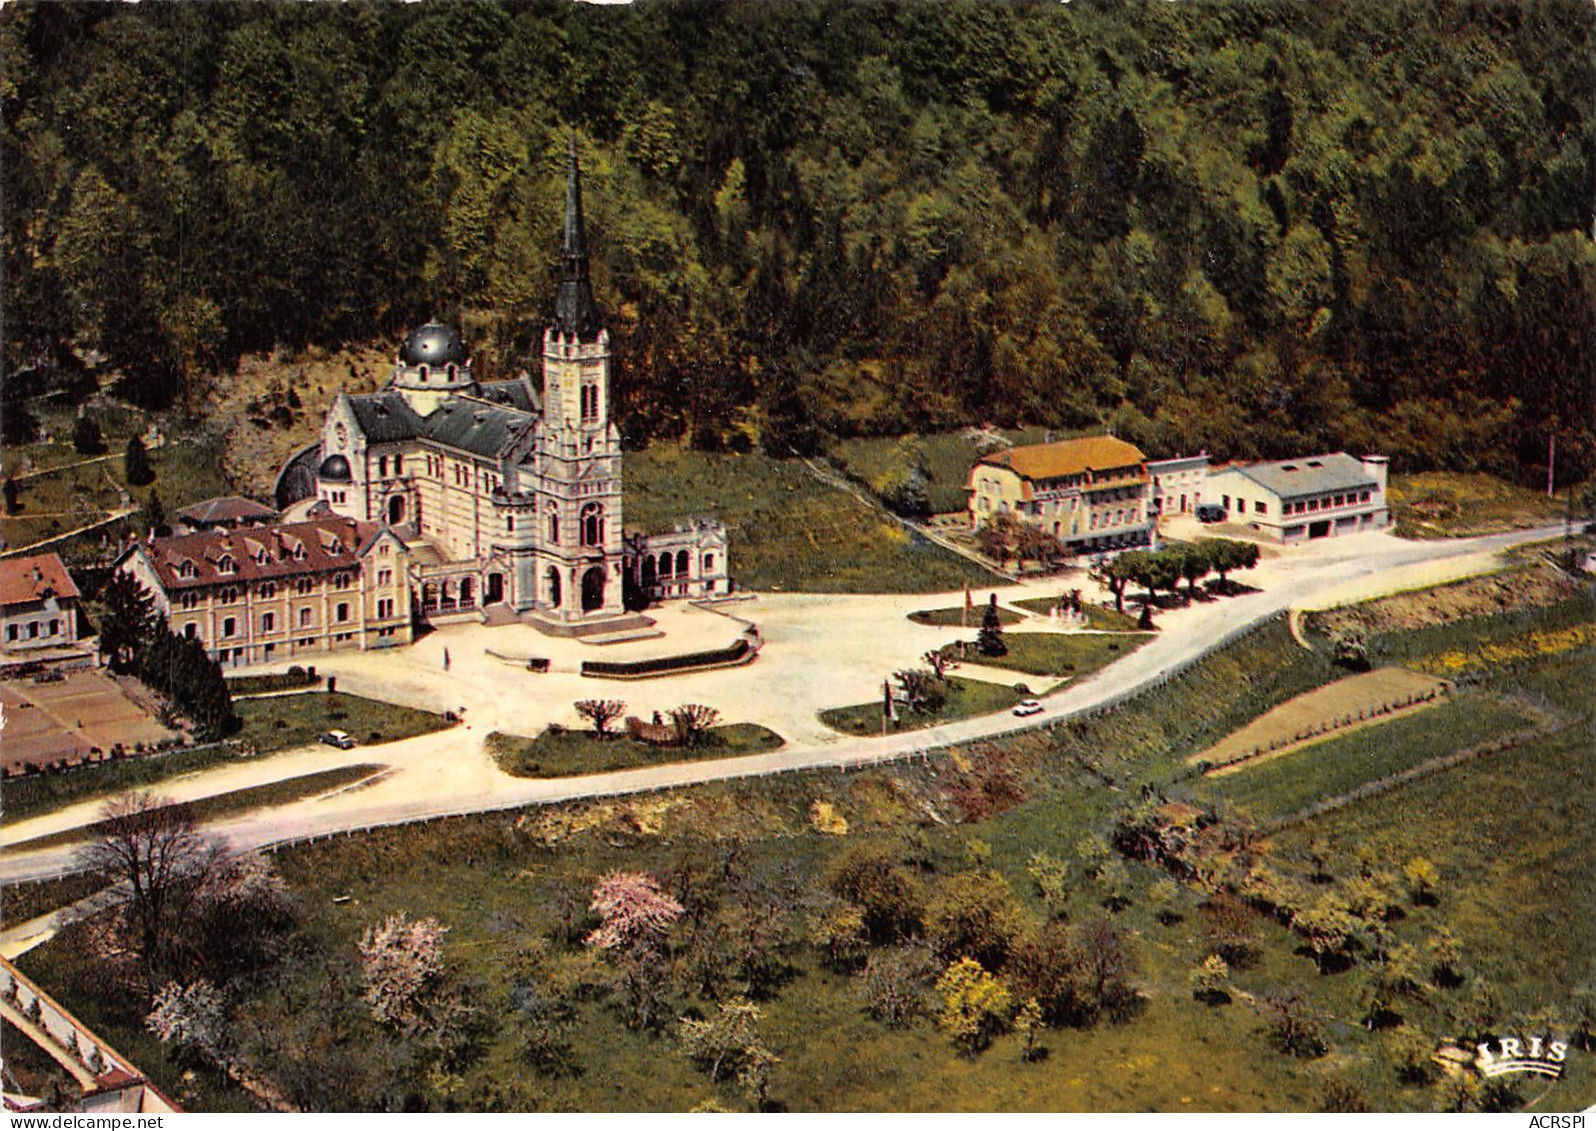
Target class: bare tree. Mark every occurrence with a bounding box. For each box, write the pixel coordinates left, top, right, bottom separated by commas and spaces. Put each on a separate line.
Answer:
75, 792, 217, 980
670, 704, 722, 747
574, 699, 626, 737
922, 649, 958, 680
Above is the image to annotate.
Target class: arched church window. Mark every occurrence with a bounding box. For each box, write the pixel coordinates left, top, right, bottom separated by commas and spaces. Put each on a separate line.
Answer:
418, 366, 429, 383
581, 503, 604, 547
548, 509, 559, 543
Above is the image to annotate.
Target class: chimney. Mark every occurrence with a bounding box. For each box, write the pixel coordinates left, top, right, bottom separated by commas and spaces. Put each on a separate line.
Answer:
1360, 455, 1389, 496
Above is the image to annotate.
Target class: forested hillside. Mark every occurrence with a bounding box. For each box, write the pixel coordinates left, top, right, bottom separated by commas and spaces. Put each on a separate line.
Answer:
3, 0, 1592, 484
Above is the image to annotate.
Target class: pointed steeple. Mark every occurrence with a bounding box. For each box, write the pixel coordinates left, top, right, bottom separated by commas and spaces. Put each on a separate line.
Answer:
553, 131, 601, 341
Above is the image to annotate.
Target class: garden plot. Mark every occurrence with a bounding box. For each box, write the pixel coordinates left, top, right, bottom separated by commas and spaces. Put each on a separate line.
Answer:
1190, 666, 1451, 774
0, 672, 177, 773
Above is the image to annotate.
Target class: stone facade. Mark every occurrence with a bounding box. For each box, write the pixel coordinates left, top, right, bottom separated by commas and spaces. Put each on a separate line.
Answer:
118, 517, 414, 667
280, 139, 729, 635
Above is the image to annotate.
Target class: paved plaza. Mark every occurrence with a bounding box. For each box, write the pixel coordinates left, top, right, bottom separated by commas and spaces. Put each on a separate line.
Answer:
0, 523, 1566, 887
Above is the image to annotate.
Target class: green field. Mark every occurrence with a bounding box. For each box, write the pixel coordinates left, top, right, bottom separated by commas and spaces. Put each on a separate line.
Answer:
828, 427, 1069, 515
3, 694, 449, 824
1388, 471, 1569, 539
1012, 597, 1143, 632
234, 691, 453, 753
907, 604, 1022, 627
938, 631, 1151, 679
624, 444, 1002, 593
1199, 694, 1541, 821
818, 677, 1024, 736
0, 872, 105, 925
488, 723, 785, 778
12, 601, 1594, 1113
2, 404, 233, 564
7, 765, 384, 853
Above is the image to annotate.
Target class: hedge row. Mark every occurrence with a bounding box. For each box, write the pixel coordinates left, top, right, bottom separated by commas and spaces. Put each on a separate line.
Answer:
582, 638, 752, 679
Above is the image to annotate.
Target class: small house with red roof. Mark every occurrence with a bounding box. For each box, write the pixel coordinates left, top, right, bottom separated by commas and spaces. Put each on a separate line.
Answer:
0, 553, 82, 657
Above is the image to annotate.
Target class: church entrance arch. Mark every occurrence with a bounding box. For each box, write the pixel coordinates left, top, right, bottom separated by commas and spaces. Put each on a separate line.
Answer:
546, 567, 562, 609
581, 566, 605, 613
485, 572, 504, 604
388, 494, 406, 525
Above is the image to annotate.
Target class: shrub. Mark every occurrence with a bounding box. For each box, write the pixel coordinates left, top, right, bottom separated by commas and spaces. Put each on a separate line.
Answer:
935, 958, 1012, 1054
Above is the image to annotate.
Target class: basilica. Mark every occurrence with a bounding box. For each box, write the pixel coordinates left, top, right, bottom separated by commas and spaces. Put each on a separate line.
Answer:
247, 141, 730, 647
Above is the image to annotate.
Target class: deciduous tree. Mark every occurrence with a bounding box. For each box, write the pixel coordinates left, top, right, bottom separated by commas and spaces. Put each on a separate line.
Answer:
574, 699, 625, 738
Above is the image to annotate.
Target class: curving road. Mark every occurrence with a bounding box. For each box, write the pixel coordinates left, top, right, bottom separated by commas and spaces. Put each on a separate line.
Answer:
0, 523, 1571, 886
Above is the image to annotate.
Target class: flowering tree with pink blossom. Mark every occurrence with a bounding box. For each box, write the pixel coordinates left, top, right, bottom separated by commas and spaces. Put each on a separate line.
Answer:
586, 872, 684, 1030
586, 871, 685, 952
146, 978, 227, 1067
358, 912, 448, 1033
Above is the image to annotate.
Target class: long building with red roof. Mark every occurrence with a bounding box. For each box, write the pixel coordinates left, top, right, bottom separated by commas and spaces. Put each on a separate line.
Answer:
116, 514, 413, 666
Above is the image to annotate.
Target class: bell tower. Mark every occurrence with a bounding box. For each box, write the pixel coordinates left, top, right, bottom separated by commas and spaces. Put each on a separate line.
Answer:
531, 133, 625, 622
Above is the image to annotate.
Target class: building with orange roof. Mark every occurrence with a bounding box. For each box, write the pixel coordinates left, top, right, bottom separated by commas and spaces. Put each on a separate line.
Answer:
0, 552, 82, 657
967, 434, 1154, 555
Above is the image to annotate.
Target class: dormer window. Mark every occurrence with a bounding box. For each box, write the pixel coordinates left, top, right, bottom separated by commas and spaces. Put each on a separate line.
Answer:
178, 560, 198, 579
217, 555, 234, 575
293, 543, 306, 561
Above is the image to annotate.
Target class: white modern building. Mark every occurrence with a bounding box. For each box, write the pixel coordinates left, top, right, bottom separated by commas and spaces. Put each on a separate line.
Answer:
1206, 453, 1390, 542
1146, 453, 1208, 518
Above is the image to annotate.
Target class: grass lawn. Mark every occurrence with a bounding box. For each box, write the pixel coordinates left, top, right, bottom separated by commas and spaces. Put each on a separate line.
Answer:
15, 602, 1594, 1113
819, 676, 1024, 736
1, 871, 105, 925
907, 604, 1022, 627
1012, 597, 1143, 632
1269, 687, 1595, 1089
488, 723, 785, 778
939, 631, 1152, 679
2, 405, 234, 563
829, 427, 1077, 515
624, 443, 1002, 593
6, 765, 384, 853
3, 694, 448, 825
235, 692, 453, 753
1192, 666, 1453, 768
1388, 471, 1567, 539
1197, 693, 1540, 821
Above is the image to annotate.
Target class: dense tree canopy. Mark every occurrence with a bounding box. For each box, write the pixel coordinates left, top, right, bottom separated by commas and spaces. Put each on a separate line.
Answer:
3, 0, 1591, 482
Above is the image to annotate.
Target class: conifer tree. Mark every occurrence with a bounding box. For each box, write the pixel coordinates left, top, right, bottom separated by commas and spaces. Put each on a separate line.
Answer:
124, 435, 156, 486
977, 594, 1007, 657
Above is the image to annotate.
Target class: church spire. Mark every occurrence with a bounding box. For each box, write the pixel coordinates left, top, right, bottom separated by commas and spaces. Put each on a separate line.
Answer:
553, 131, 601, 341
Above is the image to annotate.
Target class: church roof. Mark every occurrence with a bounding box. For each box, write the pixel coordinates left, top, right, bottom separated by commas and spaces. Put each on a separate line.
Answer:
552, 133, 602, 341
978, 435, 1148, 482
344, 390, 537, 460
476, 377, 540, 414
400, 322, 469, 367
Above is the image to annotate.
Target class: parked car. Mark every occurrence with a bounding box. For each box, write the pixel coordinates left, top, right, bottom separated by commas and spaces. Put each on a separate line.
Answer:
1196, 503, 1226, 524
1012, 699, 1043, 717
319, 729, 356, 750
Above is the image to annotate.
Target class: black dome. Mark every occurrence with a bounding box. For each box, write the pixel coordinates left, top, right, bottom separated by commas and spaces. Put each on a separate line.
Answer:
319, 454, 352, 482
400, 322, 468, 367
